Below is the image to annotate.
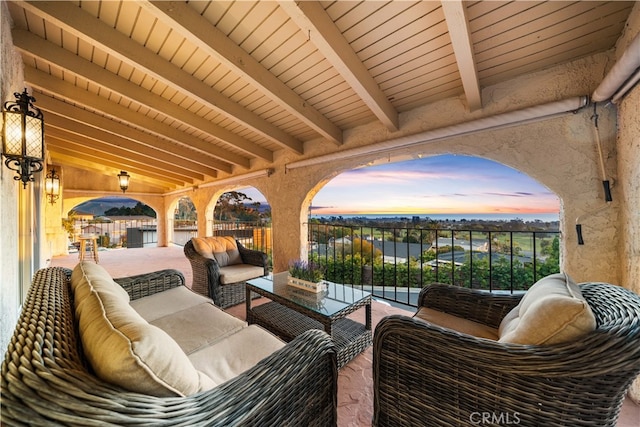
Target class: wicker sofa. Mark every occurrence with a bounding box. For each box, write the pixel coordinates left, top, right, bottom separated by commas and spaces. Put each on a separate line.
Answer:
1, 264, 337, 426
373, 274, 640, 427
184, 236, 268, 308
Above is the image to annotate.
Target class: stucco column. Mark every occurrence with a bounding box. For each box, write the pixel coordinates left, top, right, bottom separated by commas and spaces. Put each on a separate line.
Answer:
156, 207, 168, 247
260, 168, 314, 273
270, 201, 308, 273
44, 197, 69, 257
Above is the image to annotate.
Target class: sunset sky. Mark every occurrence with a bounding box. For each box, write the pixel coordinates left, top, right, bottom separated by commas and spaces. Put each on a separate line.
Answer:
243, 154, 560, 217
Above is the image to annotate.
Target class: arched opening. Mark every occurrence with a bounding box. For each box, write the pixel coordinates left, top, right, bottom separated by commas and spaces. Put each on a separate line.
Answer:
311, 154, 560, 221
207, 187, 272, 258
169, 196, 197, 246
68, 196, 159, 251
305, 154, 561, 305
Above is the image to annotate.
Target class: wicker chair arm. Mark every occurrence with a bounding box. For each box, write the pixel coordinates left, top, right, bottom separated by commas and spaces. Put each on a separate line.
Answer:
417, 283, 522, 328
184, 240, 223, 304
113, 269, 186, 301
199, 329, 337, 426
237, 241, 268, 274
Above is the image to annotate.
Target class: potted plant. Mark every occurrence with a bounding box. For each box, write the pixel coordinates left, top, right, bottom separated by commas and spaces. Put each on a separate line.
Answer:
288, 260, 326, 293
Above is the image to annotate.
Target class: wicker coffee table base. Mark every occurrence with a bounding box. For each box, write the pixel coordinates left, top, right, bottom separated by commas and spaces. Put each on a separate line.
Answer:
248, 301, 372, 369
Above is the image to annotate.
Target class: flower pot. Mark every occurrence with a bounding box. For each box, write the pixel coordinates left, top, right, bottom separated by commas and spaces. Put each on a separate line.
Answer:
287, 276, 326, 293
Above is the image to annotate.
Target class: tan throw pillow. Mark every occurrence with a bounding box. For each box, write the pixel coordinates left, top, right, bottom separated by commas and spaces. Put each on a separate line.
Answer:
191, 237, 215, 260
191, 236, 242, 266
498, 272, 596, 345
208, 236, 242, 266
71, 262, 210, 397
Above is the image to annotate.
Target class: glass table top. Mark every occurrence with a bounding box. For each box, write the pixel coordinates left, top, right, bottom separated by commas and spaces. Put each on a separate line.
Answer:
247, 272, 371, 317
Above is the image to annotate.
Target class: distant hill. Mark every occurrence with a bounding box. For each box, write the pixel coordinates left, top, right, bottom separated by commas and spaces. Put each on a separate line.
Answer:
73, 197, 272, 217
73, 197, 140, 216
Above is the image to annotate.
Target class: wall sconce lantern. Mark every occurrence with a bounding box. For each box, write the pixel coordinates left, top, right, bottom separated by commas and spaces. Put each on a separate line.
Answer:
44, 167, 60, 205
1, 88, 45, 188
117, 170, 130, 193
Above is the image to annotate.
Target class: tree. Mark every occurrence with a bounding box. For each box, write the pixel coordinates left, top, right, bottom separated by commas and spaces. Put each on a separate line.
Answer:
352, 238, 382, 265
62, 210, 77, 241
104, 202, 155, 217
175, 197, 196, 221
214, 191, 265, 222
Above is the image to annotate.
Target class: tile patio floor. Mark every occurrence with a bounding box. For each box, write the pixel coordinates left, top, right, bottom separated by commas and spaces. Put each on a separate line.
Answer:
50, 245, 640, 427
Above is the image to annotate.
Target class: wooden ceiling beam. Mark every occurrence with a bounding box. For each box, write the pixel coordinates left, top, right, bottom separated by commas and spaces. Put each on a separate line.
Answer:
37, 97, 221, 178
280, 0, 399, 132
20, 1, 304, 153
13, 29, 272, 163
49, 148, 181, 191
47, 136, 193, 186
441, 0, 482, 111
27, 70, 231, 174
44, 116, 209, 181
141, 0, 341, 146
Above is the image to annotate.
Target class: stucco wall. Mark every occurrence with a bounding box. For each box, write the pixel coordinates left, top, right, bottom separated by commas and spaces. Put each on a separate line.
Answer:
615, 2, 640, 404
165, 50, 623, 285
620, 74, 640, 404
617, 1, 640, 309
254, 103, 620, 283
0, 1, 24, 359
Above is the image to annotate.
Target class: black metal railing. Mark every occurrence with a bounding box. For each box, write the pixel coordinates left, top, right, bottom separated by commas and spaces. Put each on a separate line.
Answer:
70, 218, 158, 249
307, 223, 560, 307
70, 218, 559, 308
208, 220, 273, 267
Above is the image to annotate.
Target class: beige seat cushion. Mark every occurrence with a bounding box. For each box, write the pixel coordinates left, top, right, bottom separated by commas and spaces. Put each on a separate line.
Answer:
219, 264, 265, 284
414, 307, 499, 340
498, 272, 596, 345
147, 302, 247, 354
189, 325, 285, 386
192, 236, 242, 267
130, 286, 213, 322
71, 262, 213, 397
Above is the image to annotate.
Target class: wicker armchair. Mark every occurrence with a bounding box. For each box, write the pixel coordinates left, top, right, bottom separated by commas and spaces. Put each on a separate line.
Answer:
184, 238, 268, 308
373, 282, 640, 427
1, 267, 338, 426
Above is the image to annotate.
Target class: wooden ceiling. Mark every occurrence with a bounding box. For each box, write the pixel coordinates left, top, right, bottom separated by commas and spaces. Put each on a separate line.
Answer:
5, 1, 635, 192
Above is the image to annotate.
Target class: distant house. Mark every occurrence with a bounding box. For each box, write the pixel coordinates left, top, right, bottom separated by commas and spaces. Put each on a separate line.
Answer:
81, 225, 106, 235
430, 238, 488, 252
103, 215, 156, 224
72, 210, 94, 221
329, 236, 352, 247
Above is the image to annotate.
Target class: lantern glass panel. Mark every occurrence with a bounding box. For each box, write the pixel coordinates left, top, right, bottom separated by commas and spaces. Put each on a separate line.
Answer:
25, 115, 43, 158
2, 111, 23, 155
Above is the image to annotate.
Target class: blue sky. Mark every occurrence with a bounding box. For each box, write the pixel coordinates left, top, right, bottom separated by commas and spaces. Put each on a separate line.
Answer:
242, 154, 560, 216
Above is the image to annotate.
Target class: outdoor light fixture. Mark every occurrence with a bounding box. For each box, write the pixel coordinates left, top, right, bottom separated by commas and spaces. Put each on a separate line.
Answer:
44, 167, 60, 205
1, 88, 45, 188
117, 170, 130, 193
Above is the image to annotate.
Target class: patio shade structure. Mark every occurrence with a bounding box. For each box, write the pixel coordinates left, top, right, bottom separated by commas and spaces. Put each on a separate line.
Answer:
4, 0, 636, 192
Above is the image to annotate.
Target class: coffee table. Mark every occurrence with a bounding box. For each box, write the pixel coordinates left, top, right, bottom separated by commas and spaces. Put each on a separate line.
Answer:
246, 272, 372, 368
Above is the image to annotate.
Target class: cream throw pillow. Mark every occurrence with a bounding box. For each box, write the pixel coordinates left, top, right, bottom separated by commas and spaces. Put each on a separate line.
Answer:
498, 272, 596, 345
71, 262, 210, 397
191, 236, 242, 267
